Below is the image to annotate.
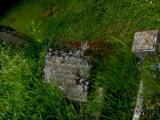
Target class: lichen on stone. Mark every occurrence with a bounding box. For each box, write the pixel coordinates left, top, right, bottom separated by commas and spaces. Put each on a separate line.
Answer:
43, 42, 91, 102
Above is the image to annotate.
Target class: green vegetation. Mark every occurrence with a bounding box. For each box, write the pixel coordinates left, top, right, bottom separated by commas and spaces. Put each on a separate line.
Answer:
141, 47, 160, 119
0, 0, 160, 119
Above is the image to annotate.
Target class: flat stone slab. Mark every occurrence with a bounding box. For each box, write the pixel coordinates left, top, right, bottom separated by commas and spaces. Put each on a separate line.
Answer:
43, 43, 91, 102
0, 25, 28, 46
132, 30, 159, 57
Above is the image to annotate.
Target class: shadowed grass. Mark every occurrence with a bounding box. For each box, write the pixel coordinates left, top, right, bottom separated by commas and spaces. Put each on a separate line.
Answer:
0, 0, 160, 119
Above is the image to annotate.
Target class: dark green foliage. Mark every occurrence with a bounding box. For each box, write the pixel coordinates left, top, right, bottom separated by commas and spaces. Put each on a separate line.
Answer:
0, 0, 160, 119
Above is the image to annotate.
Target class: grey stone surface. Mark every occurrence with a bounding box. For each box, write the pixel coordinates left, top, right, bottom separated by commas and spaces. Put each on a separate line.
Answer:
132, 80, 144, 120
43, 43, 91, 102
132, 30, 159, 57
0, 25, 27, 46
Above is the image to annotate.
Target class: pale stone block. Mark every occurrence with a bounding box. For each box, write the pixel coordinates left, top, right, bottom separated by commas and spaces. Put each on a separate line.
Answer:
132, 30, 159, 57
43, 43, 91, 102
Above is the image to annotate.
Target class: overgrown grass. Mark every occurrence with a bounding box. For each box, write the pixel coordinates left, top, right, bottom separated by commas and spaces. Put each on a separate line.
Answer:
141, 47, 160, 119
0, 0, 160, 119
0, 44, 80, 120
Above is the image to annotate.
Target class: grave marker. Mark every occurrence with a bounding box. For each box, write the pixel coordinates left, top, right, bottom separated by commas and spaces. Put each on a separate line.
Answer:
132, 30, 159, 57
0, 25, 28, 47
43, 43, 91, 102
132, 30, 159, 120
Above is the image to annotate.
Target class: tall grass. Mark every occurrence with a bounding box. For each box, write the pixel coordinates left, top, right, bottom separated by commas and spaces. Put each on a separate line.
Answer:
0, 44, 80, 120
0, 0, 160, 119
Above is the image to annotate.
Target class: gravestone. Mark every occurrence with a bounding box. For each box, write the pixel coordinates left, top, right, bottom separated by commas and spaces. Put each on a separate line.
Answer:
132, 30, 159, 120
0, 25, 27, 46
43, 43, 91, 102
132, 30, 159, 57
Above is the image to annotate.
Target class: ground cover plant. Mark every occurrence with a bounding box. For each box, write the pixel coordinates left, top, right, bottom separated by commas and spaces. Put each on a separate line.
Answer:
0, 0, 160, 119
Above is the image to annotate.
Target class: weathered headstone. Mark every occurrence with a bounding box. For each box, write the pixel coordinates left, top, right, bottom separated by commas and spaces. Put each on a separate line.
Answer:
132, 30, 159, 57
43, 43, 91, 102
43, 40, 113, 102
0, 25, 27, 46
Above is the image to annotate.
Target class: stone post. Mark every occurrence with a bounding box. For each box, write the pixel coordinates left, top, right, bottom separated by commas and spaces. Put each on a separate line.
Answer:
132, 30, 159, 120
